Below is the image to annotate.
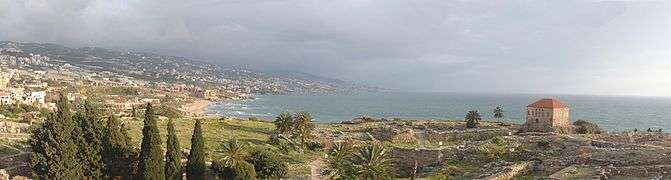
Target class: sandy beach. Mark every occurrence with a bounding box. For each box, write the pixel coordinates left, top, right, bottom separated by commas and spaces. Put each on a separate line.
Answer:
182, 100, 212, 117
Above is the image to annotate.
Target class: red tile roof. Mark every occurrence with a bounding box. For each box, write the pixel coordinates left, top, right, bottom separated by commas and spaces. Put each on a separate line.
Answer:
527, 98, 567, 108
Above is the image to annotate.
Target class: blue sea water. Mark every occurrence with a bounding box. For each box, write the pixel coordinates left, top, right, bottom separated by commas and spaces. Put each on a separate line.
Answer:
206, 92, 671, 132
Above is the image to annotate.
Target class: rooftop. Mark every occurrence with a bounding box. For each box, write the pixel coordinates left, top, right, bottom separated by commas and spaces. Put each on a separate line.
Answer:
527, 98, 568, 108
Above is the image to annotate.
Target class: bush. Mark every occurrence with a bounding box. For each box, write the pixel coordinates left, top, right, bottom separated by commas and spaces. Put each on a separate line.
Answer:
268, 136, 294, 153
479, 143, 507, 160
212, 160, 257, 180
573, 120, 601, 134
306, 141, 324, 151
537, 140, 550, 148
246, 150, 288, 179
490, 136, 506, 146
157, 104, 183, 119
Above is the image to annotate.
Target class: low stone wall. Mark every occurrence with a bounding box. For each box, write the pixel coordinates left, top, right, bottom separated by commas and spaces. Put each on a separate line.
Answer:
426, 129, 509, 143
590, 140, 643, 150
0, 122, 29, 134
0, 152, 32, 178
477, 161, 530, 180
390, 148, 449, 177
602, 165, 671, 177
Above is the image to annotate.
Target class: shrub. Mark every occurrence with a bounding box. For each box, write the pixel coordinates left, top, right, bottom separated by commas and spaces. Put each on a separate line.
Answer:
537, 140, 550, 148
211, 160, 257, 180
573, 120, 601, 134
268, 137, 293, 153
246, 150, 288, 179
490, 136, 506, 146
479, 143, 507, 160
306, 141, 324, 151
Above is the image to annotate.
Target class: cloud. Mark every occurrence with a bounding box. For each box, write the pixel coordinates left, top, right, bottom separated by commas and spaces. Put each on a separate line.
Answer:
1, 0, 671, 96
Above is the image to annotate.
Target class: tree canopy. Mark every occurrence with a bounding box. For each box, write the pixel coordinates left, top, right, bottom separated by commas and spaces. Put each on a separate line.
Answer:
137, 103, 165, 180
187, 119, 206, 180
465, 110, 481, 128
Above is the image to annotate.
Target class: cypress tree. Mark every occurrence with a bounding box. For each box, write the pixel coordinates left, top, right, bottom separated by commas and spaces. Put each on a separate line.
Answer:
29, 94, 83, 179
137, 103, 165, 180
74, 101, 106, 178
103, 115, 136, 178
103, 116, 132, 160
186, 119, 206, 180
165, 119, 183, 180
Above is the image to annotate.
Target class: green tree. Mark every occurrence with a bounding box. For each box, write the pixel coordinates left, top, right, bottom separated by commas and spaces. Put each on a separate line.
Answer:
351, 145, 392, 180
137, 103, 165, 180
493, 106, 504, 119
573, 119, 602, 134
30, 94, 83, 179
103, 115, 137, 178
74, 101, 105, 178
186, 119, 206, 180
165, 119, 182, 180
212, 160, 256, 180
292, 112, 315, 151
218, 139, 247, 167
465, 110, 481, 128
273, 112, 293, 135
246, 149, 288, 179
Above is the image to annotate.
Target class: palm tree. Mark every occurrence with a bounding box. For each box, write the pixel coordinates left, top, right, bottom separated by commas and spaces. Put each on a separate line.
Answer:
274, 112, 293, 135
293, 112, 315, 151
465, 110, 481, 128
493, 106, 504, 119
351, 145, 392, 180
217, 139, 247, 167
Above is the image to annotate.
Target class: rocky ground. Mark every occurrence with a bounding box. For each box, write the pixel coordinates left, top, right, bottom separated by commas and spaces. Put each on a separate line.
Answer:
314, 119, 671, 179
0, 118, 669, 179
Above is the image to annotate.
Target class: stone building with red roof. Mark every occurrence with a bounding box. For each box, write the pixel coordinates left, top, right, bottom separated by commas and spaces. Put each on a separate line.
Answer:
522, 98, 570, 132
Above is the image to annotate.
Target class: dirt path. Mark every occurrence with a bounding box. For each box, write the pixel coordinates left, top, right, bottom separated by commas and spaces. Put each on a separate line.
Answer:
310, 158, 325, 180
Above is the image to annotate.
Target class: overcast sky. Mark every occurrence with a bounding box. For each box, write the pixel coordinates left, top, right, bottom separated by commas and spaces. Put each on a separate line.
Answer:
1, 0, 671, 96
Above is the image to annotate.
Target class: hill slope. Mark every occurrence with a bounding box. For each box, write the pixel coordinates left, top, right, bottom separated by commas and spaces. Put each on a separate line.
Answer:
0, 41, 374, 94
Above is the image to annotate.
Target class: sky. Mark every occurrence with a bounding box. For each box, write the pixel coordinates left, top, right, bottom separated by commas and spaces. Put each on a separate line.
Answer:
1, 0, 671, 96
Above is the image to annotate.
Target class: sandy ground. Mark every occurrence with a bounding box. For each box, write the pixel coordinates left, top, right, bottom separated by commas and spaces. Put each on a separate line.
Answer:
182, 100, 211, 117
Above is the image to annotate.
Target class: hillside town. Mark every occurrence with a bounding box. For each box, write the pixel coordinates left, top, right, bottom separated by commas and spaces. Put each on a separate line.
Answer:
0, 41, 372, 122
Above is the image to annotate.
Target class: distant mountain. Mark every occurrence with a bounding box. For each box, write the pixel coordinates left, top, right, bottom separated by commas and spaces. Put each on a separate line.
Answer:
264, 71, 382, 92
0, 41, 377, 94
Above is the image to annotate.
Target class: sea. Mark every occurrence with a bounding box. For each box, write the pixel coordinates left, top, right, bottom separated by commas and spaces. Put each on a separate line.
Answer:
205, 92, 671, 132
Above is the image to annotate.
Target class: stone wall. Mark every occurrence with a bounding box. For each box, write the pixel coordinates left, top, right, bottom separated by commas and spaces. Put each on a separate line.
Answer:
524, 107, 570, 133
426, 129, 509, 143
477, 161, 531, 180
601, 165, 671, 177
0, 122, 29, 134
391, 148, 450, 177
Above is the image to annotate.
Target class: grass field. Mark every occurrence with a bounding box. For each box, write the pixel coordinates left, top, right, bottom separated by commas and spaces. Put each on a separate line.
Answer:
123, 117, 320, 178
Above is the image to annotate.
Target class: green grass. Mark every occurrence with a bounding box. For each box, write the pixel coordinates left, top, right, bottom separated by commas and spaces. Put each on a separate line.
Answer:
124, 117, 320, 177
125, 117, 274, 151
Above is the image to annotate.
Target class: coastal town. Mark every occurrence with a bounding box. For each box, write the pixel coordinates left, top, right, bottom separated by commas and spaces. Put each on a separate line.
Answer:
0, 41, 371, 121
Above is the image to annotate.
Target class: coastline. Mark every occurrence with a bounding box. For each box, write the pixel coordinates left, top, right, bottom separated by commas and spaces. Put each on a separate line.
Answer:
182, 100, 212, 117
